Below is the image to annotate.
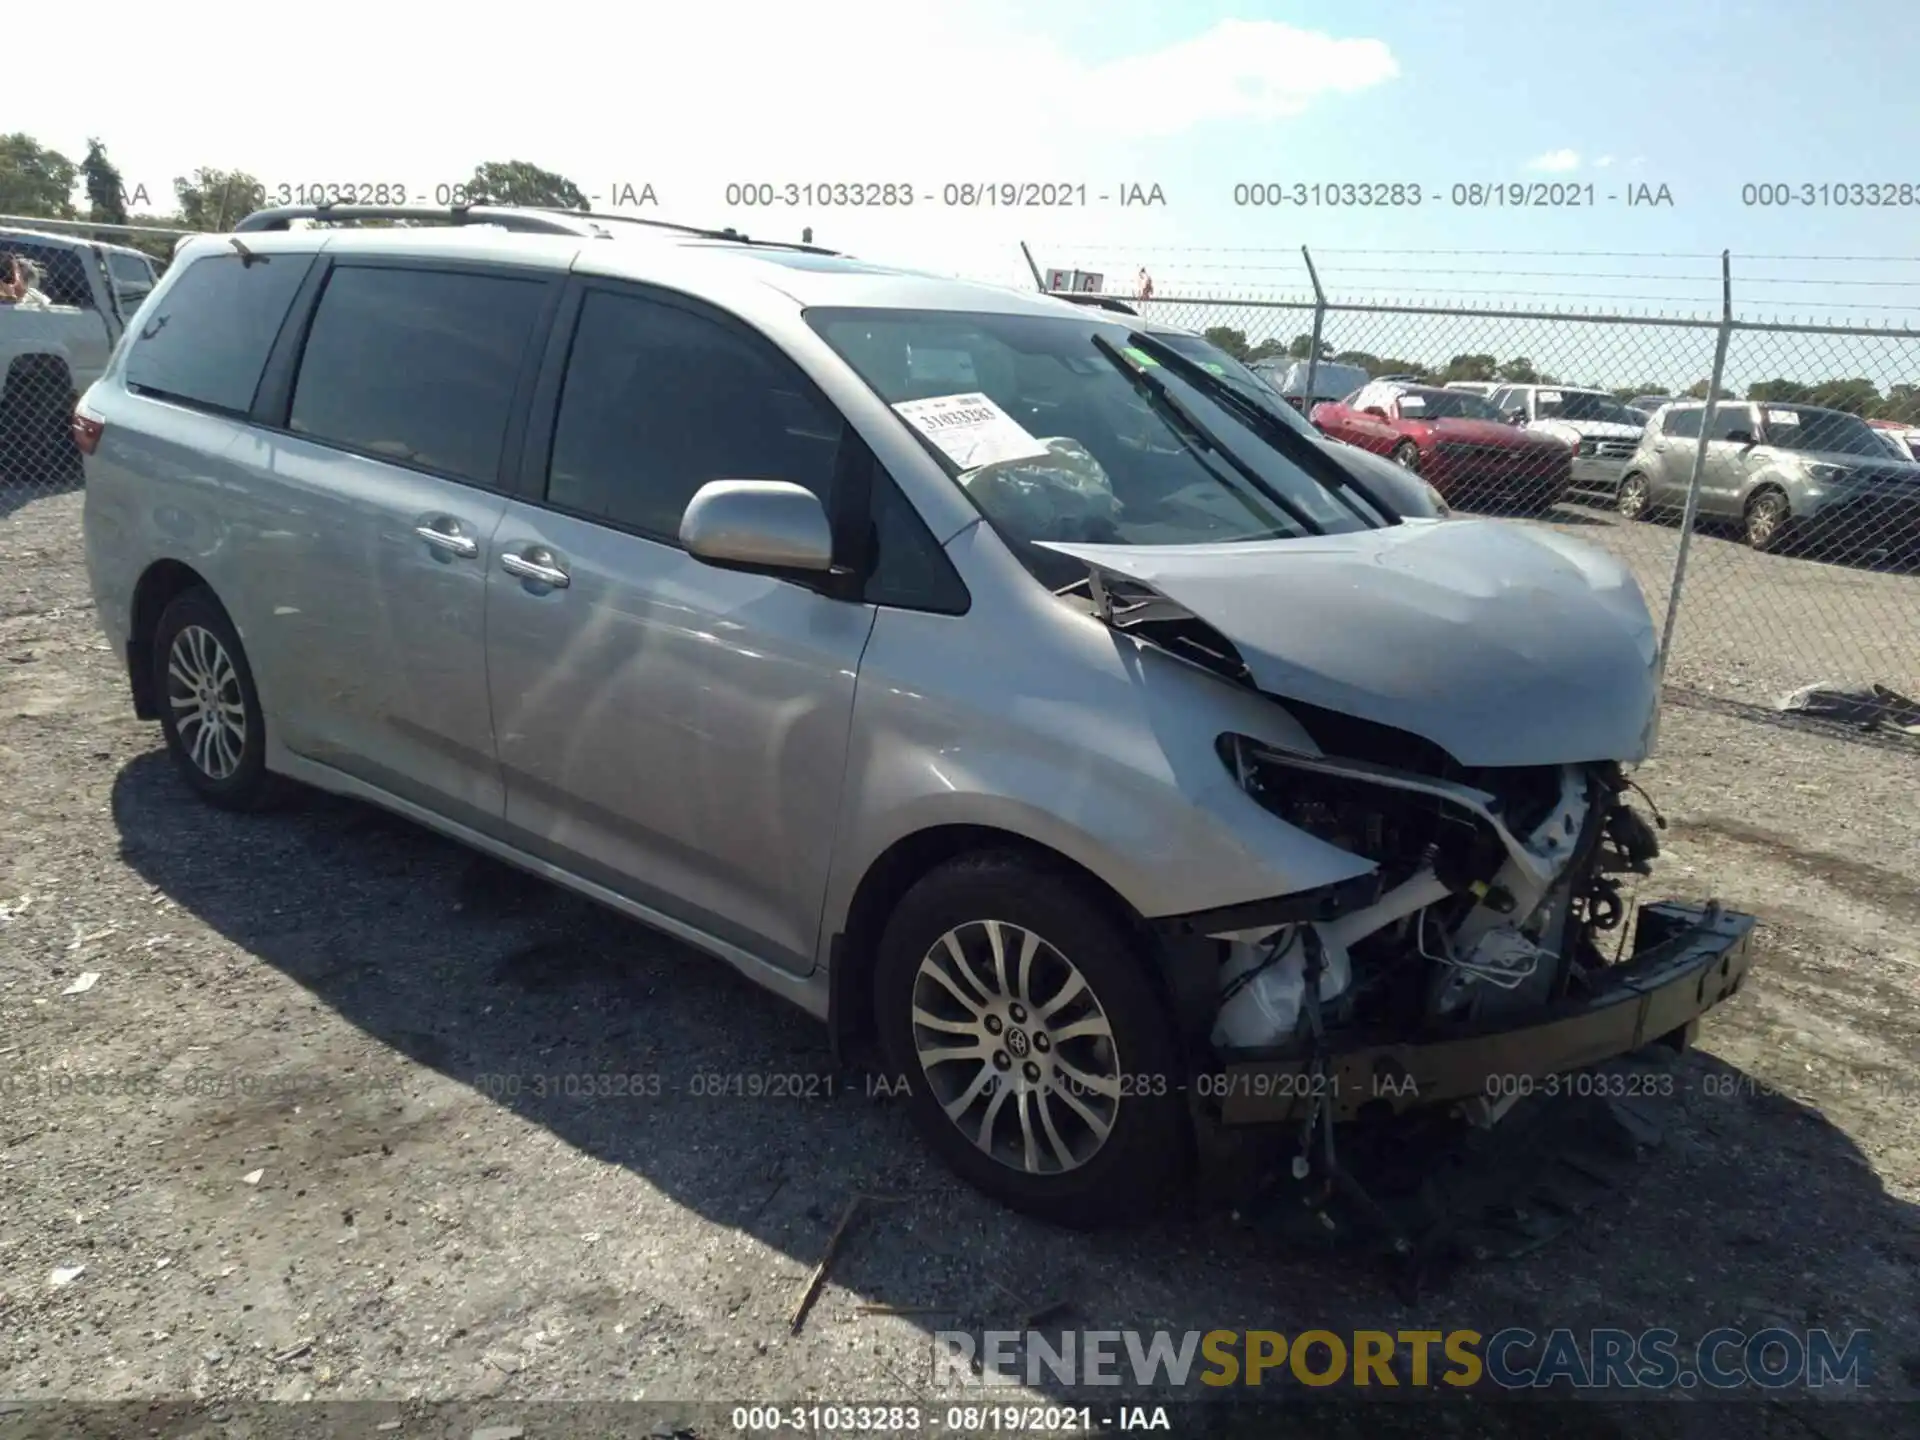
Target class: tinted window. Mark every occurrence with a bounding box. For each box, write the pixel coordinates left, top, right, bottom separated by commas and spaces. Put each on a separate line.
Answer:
124, 252, 314, 413
547, 290, 842, 540
1707, 405, 1754, 441
0, 238, 92, 308
865, 472, 967, 612
1396, 388, 1501, 420
289, 266, 545, 487
1662, 407, 1703, 439
107, 252, 153, 286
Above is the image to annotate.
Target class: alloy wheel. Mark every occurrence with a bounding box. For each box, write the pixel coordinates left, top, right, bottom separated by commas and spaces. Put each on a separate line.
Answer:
1618, 474, 1649, 520
1747, 492, 1789, 549
166, 624, 247, 780
910, 919, 1122, 1176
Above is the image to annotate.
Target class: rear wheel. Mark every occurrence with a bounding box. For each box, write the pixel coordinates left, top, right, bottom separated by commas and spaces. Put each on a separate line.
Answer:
1617, 472, 1652, 521
151, 587, 290, 811
873, 852, 1190, 1228
1743, 488, 1793, 553
1390, 441, 1420, 471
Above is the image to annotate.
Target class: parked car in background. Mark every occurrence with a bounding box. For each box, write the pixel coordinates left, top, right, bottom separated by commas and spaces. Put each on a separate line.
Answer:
1629, 394, 1675, 418
1045, 295, 1448, 520
1311, 380, 1572, 512
1253, 358, 1372, 415
1488, 384, 1647, 502
1867, 417, 1919, 462
1443, 381, 1500, 398
78, 203, 1755, 1229
1618, 400, 1920, 554
1, 228, 161, 486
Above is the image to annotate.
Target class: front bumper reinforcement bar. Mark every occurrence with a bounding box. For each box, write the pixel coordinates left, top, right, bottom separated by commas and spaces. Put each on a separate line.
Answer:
1211, 900, 1757, 1126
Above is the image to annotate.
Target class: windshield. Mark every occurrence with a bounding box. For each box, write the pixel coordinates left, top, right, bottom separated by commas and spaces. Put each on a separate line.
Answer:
1395, 389, 1501, 420
1760, 406, 1898, 458
1147, 331, 1322, 440
1536, 391, 1644, 425
808, 308, 1374, 579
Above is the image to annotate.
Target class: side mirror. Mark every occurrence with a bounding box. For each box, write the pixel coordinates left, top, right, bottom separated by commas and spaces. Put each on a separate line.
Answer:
680, 479, 835, 574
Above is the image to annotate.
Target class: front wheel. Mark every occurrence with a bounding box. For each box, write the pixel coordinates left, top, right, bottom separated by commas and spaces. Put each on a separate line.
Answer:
1390, 441, 1420, 471
1744, 488, 1793, 553
873, 853, 1190, 1228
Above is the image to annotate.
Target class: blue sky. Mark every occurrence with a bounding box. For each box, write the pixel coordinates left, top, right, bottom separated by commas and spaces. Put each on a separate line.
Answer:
12, 0, 1920, 335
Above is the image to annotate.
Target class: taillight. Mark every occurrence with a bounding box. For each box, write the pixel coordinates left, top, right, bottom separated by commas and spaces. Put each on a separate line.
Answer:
72, 405, 105, 456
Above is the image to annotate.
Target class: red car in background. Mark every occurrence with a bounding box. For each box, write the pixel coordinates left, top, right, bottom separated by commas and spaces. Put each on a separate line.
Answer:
1311, 380, 1574, 514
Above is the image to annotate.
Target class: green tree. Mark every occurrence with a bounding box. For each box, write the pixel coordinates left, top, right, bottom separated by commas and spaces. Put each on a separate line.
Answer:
1441, 353, 1498, 382
1612, 383, 1669, 401
0, 132, 78, 217
1805, 378, 1880, 415
82, 138, 128, 225
1286, 332, 1330, 361
1682, 379, 1737, 400
1747, 379, 1812, 403
1375, 357, 1432, 380
1878, 383, 1920, 424
1202, 326, 1252, 361
1246, 337, 1290, 362
465, 159, 588, 210
1496, 357, 1553, 384
173, 168, 266, 230
1332, 349, 1379, 371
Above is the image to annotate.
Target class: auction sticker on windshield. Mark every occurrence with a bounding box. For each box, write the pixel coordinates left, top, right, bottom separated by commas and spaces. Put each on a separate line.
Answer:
1538, 390, 1563, 403
1766, 408, 1801, 425
893, 393, 1052, 470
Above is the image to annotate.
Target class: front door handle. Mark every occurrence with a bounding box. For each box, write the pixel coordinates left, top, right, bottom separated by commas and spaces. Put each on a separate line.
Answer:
415, 524, 478, 558
500, 549, 570, 589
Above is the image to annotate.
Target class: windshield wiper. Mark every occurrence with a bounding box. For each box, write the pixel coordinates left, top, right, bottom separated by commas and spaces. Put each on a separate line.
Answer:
1089, 334, 1324, 537
1114, 331, 1384, 526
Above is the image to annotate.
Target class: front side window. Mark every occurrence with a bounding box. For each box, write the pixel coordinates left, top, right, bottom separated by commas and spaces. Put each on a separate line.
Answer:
547, 289, 842, 541
123, 251, 313, 414
288, 266, 546, 488
807, 307, 1375, 583
1707, 405, 1755, 442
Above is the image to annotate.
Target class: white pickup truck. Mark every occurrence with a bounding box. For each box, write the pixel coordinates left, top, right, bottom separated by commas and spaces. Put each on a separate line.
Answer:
1, 228, 161, 487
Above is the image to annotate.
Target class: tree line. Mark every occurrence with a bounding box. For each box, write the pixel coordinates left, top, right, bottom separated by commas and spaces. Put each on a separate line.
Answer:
1201, 327, 1920, 424
1, 133, 589, 267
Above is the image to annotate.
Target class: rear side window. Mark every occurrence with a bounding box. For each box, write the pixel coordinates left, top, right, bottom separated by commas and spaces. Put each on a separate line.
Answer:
0, 239, 93, 308
289, 266, 547, 488
546, 289, 842, 542
124, 252, 314, 415
1662, 407, 1703, 439
1707, 405, 1753, 441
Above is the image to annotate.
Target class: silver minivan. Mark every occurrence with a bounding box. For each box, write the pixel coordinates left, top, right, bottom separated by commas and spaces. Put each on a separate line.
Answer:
78, 205, 1755, 1227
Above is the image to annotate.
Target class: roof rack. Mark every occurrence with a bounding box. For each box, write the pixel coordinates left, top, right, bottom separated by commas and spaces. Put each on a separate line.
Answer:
231, 202, 842, 255
233, 203, 595, 235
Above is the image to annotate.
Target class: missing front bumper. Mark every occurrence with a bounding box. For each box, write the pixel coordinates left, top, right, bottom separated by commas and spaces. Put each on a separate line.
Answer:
1207, 900, 1757, 1126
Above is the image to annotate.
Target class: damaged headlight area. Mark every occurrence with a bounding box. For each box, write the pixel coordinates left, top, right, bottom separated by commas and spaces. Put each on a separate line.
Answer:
1209, 734, 1664, 1054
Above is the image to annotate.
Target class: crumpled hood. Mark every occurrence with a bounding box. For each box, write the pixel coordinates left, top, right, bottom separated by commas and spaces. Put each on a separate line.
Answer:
1041, 519, 1661, 768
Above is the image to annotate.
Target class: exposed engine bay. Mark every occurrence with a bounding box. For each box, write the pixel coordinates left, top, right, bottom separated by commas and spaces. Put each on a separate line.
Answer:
1050, 555, 1676, 1071
1210, 736, 1663, 1053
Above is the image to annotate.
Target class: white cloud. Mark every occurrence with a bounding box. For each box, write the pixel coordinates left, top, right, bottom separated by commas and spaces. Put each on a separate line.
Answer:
1524, 149, 1582, 173
3, 4, 1396, 279
1595, 155, 1616, 168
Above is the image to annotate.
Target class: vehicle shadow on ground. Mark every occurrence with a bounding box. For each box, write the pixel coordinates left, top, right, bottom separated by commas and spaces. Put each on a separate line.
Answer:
108, 752, 1919, 1421
0, 472, 81, 520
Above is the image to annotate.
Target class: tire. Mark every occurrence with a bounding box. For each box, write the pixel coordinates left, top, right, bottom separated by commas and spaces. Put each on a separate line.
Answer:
1743, 488, 1793, 553
1617, 472, 1653, 522
151, 587, 290, 811
1390, 441, 1420, 471
873, 852, 1190, 1228
0, 356, 83, 488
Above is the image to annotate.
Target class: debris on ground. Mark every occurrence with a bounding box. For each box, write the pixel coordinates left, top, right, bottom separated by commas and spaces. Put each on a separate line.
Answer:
47, 1266, 85, 1288
1777, 680, 1920, 733
60, 971, 99, 995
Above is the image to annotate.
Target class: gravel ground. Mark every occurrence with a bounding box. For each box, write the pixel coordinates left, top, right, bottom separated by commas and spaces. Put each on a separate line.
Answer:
2, 483, 1917, 1435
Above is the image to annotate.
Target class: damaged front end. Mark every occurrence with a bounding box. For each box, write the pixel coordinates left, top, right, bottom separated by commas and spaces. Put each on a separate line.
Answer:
1050, 536, 1756, 1135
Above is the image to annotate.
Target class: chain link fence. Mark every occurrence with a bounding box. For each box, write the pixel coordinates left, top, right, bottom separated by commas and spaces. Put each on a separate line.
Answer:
1084, 268, 1920, 710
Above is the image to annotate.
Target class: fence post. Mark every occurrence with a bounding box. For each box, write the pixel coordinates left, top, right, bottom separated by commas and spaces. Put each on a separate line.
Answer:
1301, 245, 1326, 405
1653, 250, 1733, 713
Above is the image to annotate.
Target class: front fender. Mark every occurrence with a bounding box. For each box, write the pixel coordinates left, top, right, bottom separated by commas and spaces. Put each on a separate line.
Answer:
818, 595, 1379, 957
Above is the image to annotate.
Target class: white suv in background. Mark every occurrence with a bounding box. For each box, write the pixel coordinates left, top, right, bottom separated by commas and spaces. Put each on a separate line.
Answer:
1489, 384, 1649, 502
